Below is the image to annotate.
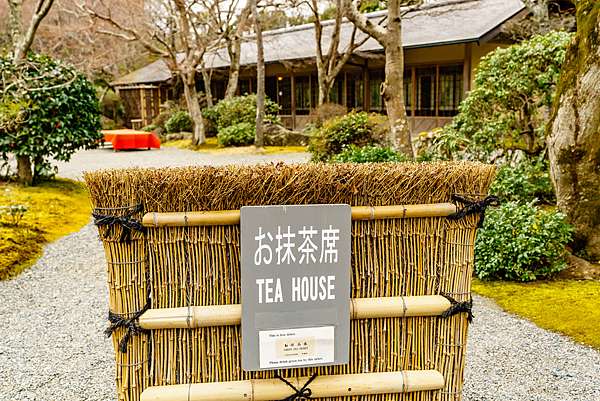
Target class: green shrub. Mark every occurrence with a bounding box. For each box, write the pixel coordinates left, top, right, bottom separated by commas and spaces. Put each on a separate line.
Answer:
490, 158, 554, 203
217, 122, 255, 147
475, 202, 573, 281
0, 53, 101, 183
165, 111, 193, 133
332, 145, 407, 163
203, 94, 280, 131
309, 111, 388, 161
441, 31, 571, 161
142, 124, 158, 132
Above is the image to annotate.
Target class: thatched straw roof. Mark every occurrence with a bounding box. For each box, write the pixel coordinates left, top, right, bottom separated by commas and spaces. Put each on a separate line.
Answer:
112, 0, 524, 86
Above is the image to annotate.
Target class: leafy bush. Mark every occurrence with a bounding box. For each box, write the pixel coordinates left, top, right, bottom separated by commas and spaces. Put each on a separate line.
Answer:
332, 145, 407, 163
490, 158, 555, 203
441, 31, 572, 161
165, 110, 193, 133
0, 53, 101, 183
203, 94, 280, 132
217, 122, 255, 147
309, 112, 388, 161
142, 124, 158, 132
475, 202, 573, 281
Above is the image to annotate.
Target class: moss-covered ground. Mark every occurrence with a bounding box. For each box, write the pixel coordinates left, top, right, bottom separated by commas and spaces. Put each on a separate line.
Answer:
472, 278, 600, 349
0, 179, 90, 280
163, 137, 307, 154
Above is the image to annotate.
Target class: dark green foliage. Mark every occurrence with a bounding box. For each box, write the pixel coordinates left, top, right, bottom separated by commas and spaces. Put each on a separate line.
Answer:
203, 94, 280, 131
0, 54, 101, 180
309, 112, 388, 162
165, 110, 193, 133
217, 122, 255, 147
490, 158, 555, 204
332, 145, 407, 163
441, 31, 572, 161
475, 202, 573, 281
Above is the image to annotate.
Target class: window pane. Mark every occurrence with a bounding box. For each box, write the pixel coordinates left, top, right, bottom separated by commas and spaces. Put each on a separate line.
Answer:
438, 65, 463, 117
415, 67, 436, 117
346, 74, 363, 111
328, 77, 343, 105
239, 79, 251, 95
404, 68, 412, 116
266, 77, 277, 106
369, 70, 384, 112
295, 76, 311, 115
277, 76, 292, 115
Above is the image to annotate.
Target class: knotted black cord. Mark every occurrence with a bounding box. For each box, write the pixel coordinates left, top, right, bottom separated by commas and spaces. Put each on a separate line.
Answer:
105, 294, 151, 353
275, 373, 318, 401
447, 194, 500, 227
440, 292, 474, 323
93, 203, 147, 243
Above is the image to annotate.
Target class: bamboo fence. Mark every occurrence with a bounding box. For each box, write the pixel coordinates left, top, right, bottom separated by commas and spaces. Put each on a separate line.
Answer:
85, 162, 496, 401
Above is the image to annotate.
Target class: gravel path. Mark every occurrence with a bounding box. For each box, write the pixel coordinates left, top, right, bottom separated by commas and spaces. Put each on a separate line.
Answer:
54, 147, 310, 180
1, 148, 599, 400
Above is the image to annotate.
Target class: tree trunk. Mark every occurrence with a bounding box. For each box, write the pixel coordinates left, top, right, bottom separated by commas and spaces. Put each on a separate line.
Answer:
16, 155, 33, 185
252, 0, 265, 148
224, 45, 241, 99
317, 75, 332, 107
182, 72, 206, 145
547, 1, 600, 261
383, 2, 412, 157
201, 68, 214, 107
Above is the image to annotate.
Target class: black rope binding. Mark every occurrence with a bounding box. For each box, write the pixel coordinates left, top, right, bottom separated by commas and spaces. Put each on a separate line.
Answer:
92, 204, 146, 243
440, 293, 473, 323
105, 296, 151, 353
275, 373, 318, 401
447, 194, 500, 227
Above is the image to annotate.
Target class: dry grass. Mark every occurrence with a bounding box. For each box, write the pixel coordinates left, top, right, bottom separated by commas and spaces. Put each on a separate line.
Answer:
163, 137, 307, 154
85, 162, 496, 401
0, 179, 90, 279
472, 278, 600, 349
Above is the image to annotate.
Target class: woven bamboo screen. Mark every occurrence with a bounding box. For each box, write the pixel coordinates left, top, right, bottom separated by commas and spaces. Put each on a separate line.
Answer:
85, 162, 495, 401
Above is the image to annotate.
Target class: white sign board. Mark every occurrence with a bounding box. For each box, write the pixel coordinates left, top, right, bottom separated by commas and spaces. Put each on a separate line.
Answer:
240, 204, 351, 371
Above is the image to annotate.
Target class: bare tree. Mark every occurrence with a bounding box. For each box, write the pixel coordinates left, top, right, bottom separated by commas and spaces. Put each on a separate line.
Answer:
9, 0, 55, 63
7, 0, 55, 183
343, 0, 413, 157
547, 1, 600, 262
222, 0, 252, 98
252, 0, 265, 147
308, 0, 368, 107
83, 0, 228, 145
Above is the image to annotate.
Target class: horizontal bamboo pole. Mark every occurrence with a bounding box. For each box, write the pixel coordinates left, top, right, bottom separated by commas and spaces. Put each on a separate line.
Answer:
140, 370, 445, 401
141, 203, 457, 227
139, 295, 451, 330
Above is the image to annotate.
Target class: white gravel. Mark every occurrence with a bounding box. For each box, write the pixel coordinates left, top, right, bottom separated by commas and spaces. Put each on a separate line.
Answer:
1, 148, 599, 401
54, 146, 310, 180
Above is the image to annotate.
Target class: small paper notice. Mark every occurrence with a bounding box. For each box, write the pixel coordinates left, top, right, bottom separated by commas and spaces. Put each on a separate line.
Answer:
259, 326, 335, 369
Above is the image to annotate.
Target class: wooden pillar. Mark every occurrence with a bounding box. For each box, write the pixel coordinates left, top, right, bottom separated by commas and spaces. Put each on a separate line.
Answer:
140, 87, 146, 126
342, 72, 348, 109
363, 60, 370, 111
463, 43, 472, 94
435, 65, 440, 125
290, 72, 296, 130
411, 67, 417, 130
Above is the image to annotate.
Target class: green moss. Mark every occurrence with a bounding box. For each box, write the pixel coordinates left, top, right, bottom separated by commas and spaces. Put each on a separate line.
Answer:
163, 137, 307, 154
472, 279, 600, 349
0, 179, 90, 279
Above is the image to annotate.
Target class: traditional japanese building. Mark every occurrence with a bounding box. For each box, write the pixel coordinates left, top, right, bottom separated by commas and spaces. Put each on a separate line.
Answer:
111, 0, 525, 132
